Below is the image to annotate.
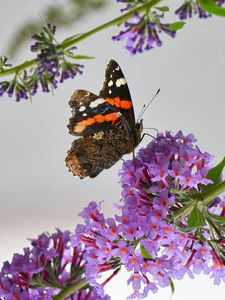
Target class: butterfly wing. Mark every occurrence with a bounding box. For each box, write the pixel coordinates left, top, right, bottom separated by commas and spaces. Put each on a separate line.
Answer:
67, 89, 125, 137
66, 60, 140, 179
99, 59, 136, 132
65, 129, 133, 178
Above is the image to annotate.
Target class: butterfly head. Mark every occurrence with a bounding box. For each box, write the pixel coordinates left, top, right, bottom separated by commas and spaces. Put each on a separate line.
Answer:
135, 119, 143, 146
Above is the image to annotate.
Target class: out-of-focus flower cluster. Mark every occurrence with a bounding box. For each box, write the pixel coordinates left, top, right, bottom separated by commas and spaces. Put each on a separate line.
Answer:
114, 0, 186, 55
114, 0, 225, 55
113, 10, 178, 56
175, 0, 225, 19
0, 24, 83, 101
1, 0, 225, 101
1, 131, 225, 299
175, 0, 210, 19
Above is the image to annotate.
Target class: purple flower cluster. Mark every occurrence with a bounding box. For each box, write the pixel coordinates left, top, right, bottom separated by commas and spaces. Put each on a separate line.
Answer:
30, 25, 83, 93
1, 131, 225, 299
114, 0, 225, 55
30, 24, 83, 94
0, 80, 29, 102
74, 131, 225, 299
0, 229, 109, 300
112, 13, 176, 55
175, 0, 225, 19
175, 1, 209, 19
0, 24, 83, 101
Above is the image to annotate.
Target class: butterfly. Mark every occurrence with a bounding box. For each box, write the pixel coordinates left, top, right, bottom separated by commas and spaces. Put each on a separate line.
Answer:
65, 59, 143, 178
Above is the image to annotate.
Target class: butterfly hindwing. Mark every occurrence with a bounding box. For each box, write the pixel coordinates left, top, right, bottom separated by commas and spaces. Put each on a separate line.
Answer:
65, 129, 134, 178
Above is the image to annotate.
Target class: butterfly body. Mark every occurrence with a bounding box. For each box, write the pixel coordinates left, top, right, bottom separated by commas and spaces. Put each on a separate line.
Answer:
65, 60, 143, 178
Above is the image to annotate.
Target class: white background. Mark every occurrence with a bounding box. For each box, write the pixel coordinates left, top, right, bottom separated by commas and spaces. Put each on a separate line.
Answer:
0, 0, 225, 299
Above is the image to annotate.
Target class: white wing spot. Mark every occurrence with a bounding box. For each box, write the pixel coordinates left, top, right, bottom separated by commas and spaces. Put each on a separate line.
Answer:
116, 66, 120, 71
93, 131, 104, 140
83, 113, 87, 117
89, 98, 105, 108
116, 77, 127, 87
79, 106, 86, 112
108, 80, 114, 87
109, 90, 112, 94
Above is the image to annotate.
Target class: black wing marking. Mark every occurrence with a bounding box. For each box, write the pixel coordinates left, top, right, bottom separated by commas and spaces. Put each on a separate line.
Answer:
99, 59, 136, 131
68, 89, 125, 137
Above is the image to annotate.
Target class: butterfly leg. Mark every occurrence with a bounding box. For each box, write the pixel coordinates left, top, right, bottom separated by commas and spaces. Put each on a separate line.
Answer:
132, 148, 137, 171
139, 132, 156, 144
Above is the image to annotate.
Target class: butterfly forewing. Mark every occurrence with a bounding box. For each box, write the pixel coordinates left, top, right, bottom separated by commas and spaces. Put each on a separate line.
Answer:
99, 59, 136, 131
67, 89, 125, 137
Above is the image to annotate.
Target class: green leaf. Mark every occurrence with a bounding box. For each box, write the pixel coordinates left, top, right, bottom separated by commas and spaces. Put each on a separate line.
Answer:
206, 156, 225, 186
174, 224, 194, 233
133, 239, 139, 249
169, 277, 175, 295
198, 0, 225, 17
62, 34, 83, 44
208, 212, 225, 224
70, 55, 95, 60
188, 204, 206, 227
169, 21, 185, 31
155, 6, 170, 12
140, 245, 153, 259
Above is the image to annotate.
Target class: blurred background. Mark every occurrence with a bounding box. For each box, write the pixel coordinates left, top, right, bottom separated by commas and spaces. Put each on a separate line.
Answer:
0, 0, 225, 299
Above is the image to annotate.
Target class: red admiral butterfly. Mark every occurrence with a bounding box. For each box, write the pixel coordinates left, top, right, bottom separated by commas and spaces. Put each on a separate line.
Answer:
65, 59, 143, 178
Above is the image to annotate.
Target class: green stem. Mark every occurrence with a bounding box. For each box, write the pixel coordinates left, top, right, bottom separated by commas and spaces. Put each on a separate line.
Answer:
61, 0, 162, 49
173, 180, 225, 223
0, 0, 162, 78
0, 59, 36, 77
194, 180, 225, 205
173, 202, 195, 223
52, 278, 88, 300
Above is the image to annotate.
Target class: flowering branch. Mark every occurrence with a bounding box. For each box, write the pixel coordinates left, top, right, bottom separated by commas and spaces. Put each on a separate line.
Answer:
60, 0, 163, 49
7, 0, 107, 57
52, 278, 88, 300
1, 1, 225, 298
1, 131, 225, 299
0, 0, 162, 78
0, 0, 163, 101
2, 0, 225, 101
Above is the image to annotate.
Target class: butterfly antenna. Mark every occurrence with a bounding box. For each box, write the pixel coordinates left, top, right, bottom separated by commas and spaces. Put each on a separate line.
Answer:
137, 88, 160, 123
136, 104, 146, 123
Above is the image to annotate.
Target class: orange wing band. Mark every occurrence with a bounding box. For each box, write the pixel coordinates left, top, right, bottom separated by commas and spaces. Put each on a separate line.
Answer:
74, 112, 121, 133
105, 97, 132, 110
